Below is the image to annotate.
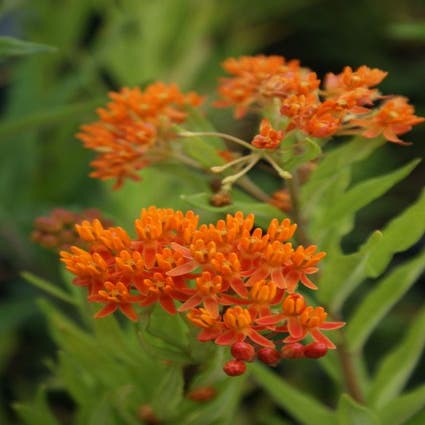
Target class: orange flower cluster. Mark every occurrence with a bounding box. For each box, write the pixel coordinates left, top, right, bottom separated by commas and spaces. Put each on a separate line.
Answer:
60, 207, 343, 374
32, 208, 113, 252
251, 118, 284, 149
217, 56, 423, 144
77, 83, 203, 188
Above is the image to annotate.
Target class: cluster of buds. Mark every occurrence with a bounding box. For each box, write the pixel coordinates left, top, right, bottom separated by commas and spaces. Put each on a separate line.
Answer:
31, 208, 113, 252
60, 207, 344, 375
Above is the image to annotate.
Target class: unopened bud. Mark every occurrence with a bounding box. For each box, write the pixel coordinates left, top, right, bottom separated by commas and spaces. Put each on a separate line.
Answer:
257, 347, 281, 366
280, 343, 305, 359
304, 342, 328, 359
223, 359, 246, 376
231, 342, 256, 362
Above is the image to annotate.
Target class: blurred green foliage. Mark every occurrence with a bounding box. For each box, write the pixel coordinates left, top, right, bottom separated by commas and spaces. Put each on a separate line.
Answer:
0, 0, 423, 424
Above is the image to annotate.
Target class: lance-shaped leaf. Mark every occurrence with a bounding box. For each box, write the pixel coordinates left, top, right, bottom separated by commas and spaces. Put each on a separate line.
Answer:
337, 394, 380, 425
313, 159, 420, 248
0, 36, 56, 58
151, 365, 184, 420
378, 383, 425, 425
22, 271, 76, 305
318, 231, 383, 309
283, 137, 322, 172
368, 306, 425, 408
366, 188, 425, 277
250, 363, 336, 425
346, 250, 425, 352
14, 387, 61, 425
301, 136, 385, 216
181, 192, 283, 227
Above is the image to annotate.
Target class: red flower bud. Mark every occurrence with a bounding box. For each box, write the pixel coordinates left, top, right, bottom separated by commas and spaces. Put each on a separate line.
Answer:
186, 386, 216, 402
223, 359, 247, 376
304, 342, 328, 359
257, 347, 281, 366
231, 342, 256, 362
281, 343, 305, 359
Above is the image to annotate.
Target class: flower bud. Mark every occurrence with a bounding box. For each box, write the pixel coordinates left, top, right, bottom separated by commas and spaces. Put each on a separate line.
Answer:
223, 359, 247, 376
304, 342, 328, 359
186, 386, 216, 402
281, 343, 305, 359
257, 347, 281, 366
231, 342, 256, 362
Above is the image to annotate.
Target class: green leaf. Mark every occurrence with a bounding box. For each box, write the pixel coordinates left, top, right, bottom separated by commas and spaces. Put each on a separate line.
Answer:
178, 378, 245, 425
152, 365, 184, 419
0, 36, 56, 58
346, 250, 425, 351
181, 192, 282, 227
22, 271, 77, 305
301, 136, 385, 213
366, 188, 425, 277
250, 363, 336, 425
14, 386, 61, 425
337, 394, 380, 425
138, 328, 191, 363
314, 159, 420, 247
318, 231, 383, 309
368, 306, 425, 408
378, 384, 425, 425
179, 136, 225, 168
147, 305, 189, 350
0, 98, 103, 139
283, 137, 322, 172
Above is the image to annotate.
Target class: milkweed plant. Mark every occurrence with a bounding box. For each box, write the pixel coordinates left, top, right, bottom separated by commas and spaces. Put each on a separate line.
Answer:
22, 55, 424, 425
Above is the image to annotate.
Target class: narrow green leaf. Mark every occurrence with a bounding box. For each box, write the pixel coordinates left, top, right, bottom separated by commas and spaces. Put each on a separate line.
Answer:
147, 305, 189, 350
337, 394, 380, 425
368, 307, 425, 408
179, 136, 225, 168
250, 363, 336, 425
0, 98, 103, 139
14, 387, 61, 425
56, 351, 95, 405
179, 378, 245, 425
366, 188, 425, 277
152, 366, 184, 419
181, 192, 282, 223
0, 36, 56, 58
318, 231, 383, 308
301, 136, 385, 207
378, 384, 425, 425
138, 329, 191, 363
316, 159, 420, 245
347, 250, 425, 351
22, 271, 77, 305
283, 137, 322, 172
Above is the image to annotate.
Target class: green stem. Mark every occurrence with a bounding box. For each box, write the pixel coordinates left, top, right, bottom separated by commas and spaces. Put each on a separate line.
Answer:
178, 130, 255, 151
286, 177, 310, 246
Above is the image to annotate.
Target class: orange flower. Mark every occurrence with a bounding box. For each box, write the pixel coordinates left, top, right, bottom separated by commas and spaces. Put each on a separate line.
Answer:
352, 96, 424, 144
216, 55, 311, 118
251, 118, 284, 149
283, 306, 345, 349
215, 306, 275, 347
77, 83, 203, 188
178, 271, 225, 317
89, 281, 142, 321
325, 65, 387, 94
61, 208, 340, 368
